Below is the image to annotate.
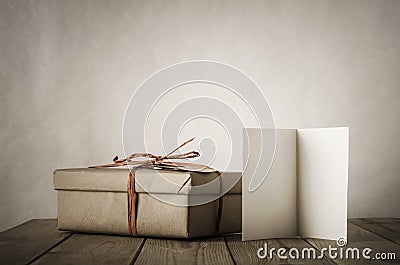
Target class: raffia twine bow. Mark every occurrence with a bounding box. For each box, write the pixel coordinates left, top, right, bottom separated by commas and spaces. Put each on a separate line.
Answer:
89, 138, 223, 237
90, 138, 215, 172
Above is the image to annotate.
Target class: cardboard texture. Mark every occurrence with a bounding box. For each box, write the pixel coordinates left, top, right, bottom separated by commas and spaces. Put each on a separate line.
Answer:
54, 168, 241, 238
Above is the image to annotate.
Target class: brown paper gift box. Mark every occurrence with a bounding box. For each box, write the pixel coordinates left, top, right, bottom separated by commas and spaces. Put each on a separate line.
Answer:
53, 168, 242, 238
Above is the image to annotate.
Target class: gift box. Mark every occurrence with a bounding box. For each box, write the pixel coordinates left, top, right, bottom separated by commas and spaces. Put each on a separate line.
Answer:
53, 167, 241, 238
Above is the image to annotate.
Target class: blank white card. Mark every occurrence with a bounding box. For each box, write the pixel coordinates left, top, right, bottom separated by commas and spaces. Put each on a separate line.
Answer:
242, 127, 348, 241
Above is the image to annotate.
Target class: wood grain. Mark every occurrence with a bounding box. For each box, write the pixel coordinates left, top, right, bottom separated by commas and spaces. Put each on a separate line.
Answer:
350, 218, 400, 245
305, 221, 400, 264
135, 237, 234, 265
1, 219, 399, 265
225, 234, 336, 264
0, 219, 72, 265
31, 233, 145, 265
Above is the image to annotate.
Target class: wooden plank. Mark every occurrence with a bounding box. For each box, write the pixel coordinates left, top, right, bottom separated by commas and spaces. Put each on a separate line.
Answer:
349, 218, 400, 245
0, 219, 72, 265
134, 237, 234, 265
224, 234, 336, 264
31, 233, 145, 265
305, 221, 399, 264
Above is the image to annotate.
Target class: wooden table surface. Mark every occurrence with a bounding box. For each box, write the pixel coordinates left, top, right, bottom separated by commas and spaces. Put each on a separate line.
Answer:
0, 218, 398, 264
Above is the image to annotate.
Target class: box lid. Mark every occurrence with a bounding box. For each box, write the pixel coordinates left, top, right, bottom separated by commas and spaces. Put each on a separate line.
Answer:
53, 168, 242, 194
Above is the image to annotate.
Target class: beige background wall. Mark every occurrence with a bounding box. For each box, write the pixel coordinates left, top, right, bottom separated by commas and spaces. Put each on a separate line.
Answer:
1, 0, 400, 232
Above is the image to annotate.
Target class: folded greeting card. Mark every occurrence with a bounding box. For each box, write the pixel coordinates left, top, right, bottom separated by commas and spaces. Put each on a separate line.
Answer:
242, 127, 348, 241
